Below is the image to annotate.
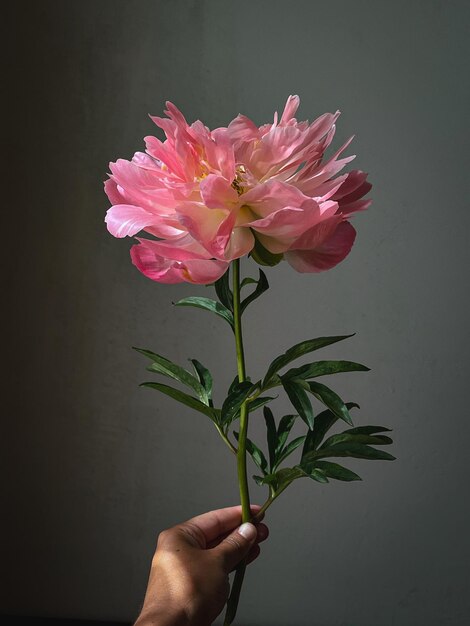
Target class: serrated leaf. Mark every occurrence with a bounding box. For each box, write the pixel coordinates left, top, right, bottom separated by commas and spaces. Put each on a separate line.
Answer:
321, 433, 393, 449
282, 379, 314, 429
221, 381, 256, 425
263, 334, 355, 386
312, 460, 362, 482
276, 415, 298, 455
214, 271, 233, 311
134, 347, 208, 404
189, 359, 213, 402
263, 407, 277, 471
234, 432, 268, 473
240, 269, 269, 314
273, 435, 307, 471
174, 297, 234, 328
283, 360, 370, 380
301, 403, 360, 460
141, 382, 217, 420
307, 380, 353, 426
308, 442, 396, 461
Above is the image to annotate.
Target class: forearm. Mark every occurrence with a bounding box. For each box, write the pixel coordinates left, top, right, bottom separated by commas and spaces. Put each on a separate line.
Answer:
134, 606, 190, 626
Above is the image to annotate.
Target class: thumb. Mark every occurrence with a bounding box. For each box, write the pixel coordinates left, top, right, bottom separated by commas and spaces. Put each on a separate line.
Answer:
215, 522, 258, 573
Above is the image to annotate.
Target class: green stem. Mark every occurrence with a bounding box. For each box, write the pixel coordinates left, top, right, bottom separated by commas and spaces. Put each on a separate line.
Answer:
233, 259, 247, 383
253, 495, 275, 521
215, 424, 237, 456
253, 481, 290, 523
223, 259, 251, 626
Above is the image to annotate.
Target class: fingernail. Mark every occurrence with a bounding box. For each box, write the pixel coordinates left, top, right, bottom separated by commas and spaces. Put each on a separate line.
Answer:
238, 522, 257, 540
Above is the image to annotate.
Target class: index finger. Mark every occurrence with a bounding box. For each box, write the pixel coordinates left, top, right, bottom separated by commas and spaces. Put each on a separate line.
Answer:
185, 504, 262, 546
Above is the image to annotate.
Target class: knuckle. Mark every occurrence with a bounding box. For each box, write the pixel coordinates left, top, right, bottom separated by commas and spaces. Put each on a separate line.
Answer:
156, 527, 172, 546
178, 521, 206, 548
223, 534, 244, 552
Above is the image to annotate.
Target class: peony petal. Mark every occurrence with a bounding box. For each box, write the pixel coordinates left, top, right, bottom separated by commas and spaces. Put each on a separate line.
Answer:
131, 242, 186, 283
280, 95, 300, 124
199, 174, 239, 209
183, 258, 229, 284
104, 178, 126, 205
109, 158, 189, 210
134, 234, 212, 261
247, 202, 320, 240
131, 151, 162, 171
241, 180, 310, 217
285, 221, 356, 273
105, 204, 158, 238
175, 202, 233, 258
332, 170, 370, 200
224, 227, 255, 260
256, 126, 304, 166
202, 128, 236, 181
332, 170, 372, 216
288, 214, 342, 251
130, 239, 228, 284
144, 135, 187, 180
227, 113, 260, 143
337, 198, 372, 217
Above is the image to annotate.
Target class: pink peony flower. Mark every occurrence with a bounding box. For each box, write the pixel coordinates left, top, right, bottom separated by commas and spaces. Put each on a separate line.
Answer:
104, 96, 371, 284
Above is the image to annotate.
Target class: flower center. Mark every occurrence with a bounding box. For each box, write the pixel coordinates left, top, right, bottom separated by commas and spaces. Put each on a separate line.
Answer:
231, 164, 247, 196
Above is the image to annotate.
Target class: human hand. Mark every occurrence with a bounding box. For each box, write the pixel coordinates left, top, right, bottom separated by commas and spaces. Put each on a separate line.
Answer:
134, 504, 269, 626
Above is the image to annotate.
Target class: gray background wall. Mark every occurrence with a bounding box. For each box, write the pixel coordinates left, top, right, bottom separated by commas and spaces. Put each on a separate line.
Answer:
3, 1, 470, 624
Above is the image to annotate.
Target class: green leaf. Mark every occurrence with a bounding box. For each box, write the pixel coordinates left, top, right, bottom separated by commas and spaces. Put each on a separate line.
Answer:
227, 375, 241, 397
253, 474, 266, 486
240, 269, 269, 314
321, 433, 393, 449
283, 360, 370, 380
221, 380, 256, 425
134, 347, 208, 404
141, 382, 217, 420
282, 379, 314, 429
301, 403, 360, 460
214, 271, 233, 311
258, 467, 305, 491
189, 359, 213, 402
273, 435, 307, 471
233, 432, 268, 473
174, 297, 234, 328
276, 467, 305, 488
307, 380, 353, 426
276, 415, 298, 455
263, 334, 355, 387
263, 407, 277, 471
307, 468, 330, 483
250, 236, 284, 267
343, 425, 392, 435
211, 407, 222, 425
240, 277, 258, 289
248, 395, 276, 413
313, 460, 362, 482
308, 442, 396, 461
